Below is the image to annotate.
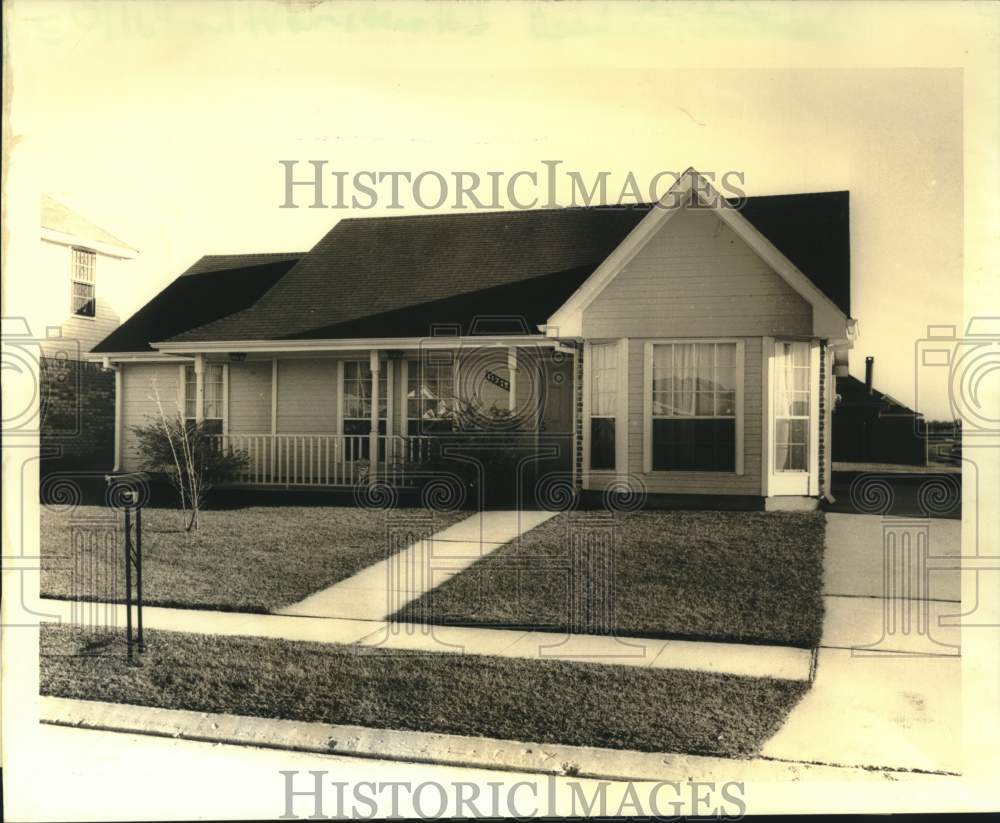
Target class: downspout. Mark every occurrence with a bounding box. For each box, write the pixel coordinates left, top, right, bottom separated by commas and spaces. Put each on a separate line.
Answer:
113, 363, 123, 472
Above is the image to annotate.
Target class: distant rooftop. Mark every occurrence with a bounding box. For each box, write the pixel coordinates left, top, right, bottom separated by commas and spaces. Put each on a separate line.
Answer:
41, 195, 137, 254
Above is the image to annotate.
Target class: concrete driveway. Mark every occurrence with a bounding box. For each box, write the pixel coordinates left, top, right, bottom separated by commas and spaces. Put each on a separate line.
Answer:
762, 513, 962, 774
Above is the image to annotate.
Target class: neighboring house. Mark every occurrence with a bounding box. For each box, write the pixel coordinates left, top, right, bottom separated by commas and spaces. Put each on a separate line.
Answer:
39, 197, 138, 472
89, 170, 856, 509
833, 356, 927, 466
40, 195, 139, 356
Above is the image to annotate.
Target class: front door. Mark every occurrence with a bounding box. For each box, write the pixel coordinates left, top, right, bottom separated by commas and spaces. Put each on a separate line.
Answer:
767, 339, 819, 495
537, 351, 575, 476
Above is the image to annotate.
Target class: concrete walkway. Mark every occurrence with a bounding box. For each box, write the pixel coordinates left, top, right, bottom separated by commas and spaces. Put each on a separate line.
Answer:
277, 510, 557, 620
40, 597, 814, 680
760, 513, 962, 774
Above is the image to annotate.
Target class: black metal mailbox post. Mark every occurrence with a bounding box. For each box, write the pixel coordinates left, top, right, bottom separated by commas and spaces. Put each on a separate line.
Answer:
106, 474, 146, 662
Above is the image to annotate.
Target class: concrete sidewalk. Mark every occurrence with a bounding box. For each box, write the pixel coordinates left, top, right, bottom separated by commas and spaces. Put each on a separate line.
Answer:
40, 597, 814, 680
277, 509, 557, 620
758, 512, 963, 774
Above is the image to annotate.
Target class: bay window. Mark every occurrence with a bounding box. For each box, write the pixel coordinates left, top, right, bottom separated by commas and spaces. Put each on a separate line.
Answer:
648, 341, 740, 472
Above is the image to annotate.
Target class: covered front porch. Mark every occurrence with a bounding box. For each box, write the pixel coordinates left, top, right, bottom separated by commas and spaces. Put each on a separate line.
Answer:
161, 338, 576, 489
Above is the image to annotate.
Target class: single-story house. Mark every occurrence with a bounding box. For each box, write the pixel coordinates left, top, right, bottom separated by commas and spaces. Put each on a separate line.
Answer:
833, 356, 927, 466
89, 169, 856, 509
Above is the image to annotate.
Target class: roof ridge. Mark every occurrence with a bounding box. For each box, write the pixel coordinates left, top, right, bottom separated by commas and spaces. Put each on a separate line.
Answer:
337, 203, 656, 223
198, 251, 305, 259
332, 190, 849, 224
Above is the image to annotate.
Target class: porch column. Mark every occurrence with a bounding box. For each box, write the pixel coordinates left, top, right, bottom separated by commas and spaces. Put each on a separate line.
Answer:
369, 350, 380, 484
194, 353, 205, 423
270, 358, 278, 434
507, 347, 518, 412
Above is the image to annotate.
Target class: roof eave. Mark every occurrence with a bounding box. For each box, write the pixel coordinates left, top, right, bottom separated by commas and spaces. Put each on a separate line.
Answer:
152, 335, 558, 354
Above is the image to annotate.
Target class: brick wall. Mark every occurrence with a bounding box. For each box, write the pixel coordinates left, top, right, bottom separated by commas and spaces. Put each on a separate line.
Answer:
818, 343, 826, 497
574, 344, 584, 491
40, 357, 115, 471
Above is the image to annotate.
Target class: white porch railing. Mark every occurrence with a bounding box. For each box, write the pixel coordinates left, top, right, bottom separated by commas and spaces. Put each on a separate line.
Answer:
211, 433, 433, 487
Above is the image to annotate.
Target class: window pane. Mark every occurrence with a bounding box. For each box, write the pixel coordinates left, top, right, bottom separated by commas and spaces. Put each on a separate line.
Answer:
774, 444, 791, 471
697, 343, 714, 372
789, 444, 807, 470
204, 365, 224, 419
590, 418, 616, 470
72, 282, 95, 317
774, 418, 808, 472
790, 392, 810, 417
652, 418, 735, 471
344, 360, 387, 420
774, 342, 810, 430
716, 391, 736, 416
409, 359, 455, 421
787, 418, 808, 445
590, 342, 618, 418
715, 365, 737, 392
716, 344, 736, 366
73, 248, 96, 282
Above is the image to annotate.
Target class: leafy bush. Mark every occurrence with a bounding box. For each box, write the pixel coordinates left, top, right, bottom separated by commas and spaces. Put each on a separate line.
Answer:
132, 417, 247, 530
408, 401, 538, 506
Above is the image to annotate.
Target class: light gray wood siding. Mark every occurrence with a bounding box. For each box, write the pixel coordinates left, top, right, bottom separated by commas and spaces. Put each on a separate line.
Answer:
228, 361, 272, 433
582, 207, 812, 339
275, 359, 337, 433
42, 297, 121, 357
37, 238, 135, 357
120, 363, 182, 471
588, 337, 764, 497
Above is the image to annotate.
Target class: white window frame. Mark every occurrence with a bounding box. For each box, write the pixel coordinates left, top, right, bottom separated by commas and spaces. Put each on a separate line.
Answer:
582, 339, 629, 485
70, 247, 97, 319
765, 338, 821, 496
643, 338, 745, 475
342, 358, 387, 435
181, 362, 228, 433
405, 353, 458, 433
585, 341, 619, 472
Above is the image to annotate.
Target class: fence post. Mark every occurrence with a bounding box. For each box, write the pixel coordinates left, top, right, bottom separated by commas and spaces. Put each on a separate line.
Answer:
124, 503, 134, 663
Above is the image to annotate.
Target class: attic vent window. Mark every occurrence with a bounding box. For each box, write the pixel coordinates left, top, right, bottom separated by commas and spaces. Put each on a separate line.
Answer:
71, 248, 96, 317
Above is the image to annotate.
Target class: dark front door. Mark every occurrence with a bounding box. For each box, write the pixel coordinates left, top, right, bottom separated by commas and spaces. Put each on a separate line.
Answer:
537, 352, 575, 477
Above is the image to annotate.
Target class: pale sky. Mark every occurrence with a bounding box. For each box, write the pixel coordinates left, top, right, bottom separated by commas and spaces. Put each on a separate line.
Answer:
6, 1, 984, 419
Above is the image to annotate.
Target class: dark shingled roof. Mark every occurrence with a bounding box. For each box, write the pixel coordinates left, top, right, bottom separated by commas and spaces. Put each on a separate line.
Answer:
91, 253, 302, 353
737, 191, 850, 316
835, 374, 918, 416
156, 191, 851, 347
169, 206, 651, 343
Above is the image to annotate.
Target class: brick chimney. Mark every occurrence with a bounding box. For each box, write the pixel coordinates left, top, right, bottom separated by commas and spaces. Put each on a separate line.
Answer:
865, 356, 874, 394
